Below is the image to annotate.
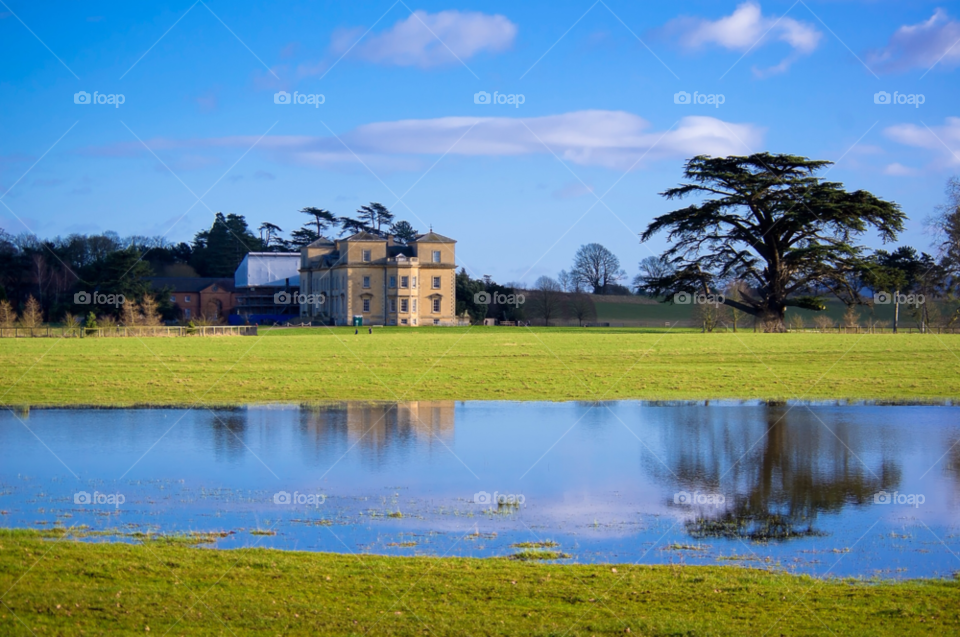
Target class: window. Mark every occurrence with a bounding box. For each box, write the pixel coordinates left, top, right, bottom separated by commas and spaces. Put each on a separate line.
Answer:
184, 295, 191, 302
432, 276, 441, 289
400, 299, 408, 313
362, 298, 370, 313
412, 277, 417, 288
432, 250, 441, 263
412, 319, 417, 325
362, 276, 370, 289
184, 308, 191, 318
433, 319, 439, 325
390, 299, 397, 312
400, 276, 408, 288
400, 318, 408, 325
432, 298, 441, 313
362, 249, 371, 262
389, 276, 396, 288
412, 299, 417, 312
170, 295, 176, 303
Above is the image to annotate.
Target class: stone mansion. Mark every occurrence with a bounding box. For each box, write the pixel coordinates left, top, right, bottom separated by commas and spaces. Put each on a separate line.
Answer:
298, 230, 457, 326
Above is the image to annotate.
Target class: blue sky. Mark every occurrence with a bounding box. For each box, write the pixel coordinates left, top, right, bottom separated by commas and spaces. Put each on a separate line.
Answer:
1, 0, 958, 284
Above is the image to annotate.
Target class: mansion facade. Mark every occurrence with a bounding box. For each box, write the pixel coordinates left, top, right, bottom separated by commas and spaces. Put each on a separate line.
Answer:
298, 230, 457, 326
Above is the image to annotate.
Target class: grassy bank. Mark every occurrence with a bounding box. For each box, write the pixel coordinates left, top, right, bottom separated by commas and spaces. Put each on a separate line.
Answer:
2, 328, 959, 406
1, 529, 957, 635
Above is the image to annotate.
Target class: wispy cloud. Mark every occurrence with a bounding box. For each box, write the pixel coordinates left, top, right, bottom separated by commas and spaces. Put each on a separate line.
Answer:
884, 117, 960, 166
328, 9, 517, 68
82, 111, 764, 172
883, 162, 919, 176
867, 9, 960, 74
663, 1, 821, 77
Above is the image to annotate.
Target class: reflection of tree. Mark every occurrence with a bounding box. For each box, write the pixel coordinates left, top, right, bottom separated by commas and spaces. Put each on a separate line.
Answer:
946, 434, 960, 493
208, 411, 247, 460
649, 405, 901, 541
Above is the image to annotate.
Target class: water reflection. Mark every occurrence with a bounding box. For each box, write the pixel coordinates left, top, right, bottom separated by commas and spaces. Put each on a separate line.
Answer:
651, 405, 902, 540
297, 401, 455, 467
2, 402, 958, 577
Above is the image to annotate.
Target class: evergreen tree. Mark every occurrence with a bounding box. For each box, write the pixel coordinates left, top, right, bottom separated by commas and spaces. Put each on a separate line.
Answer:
190, 213, 263, 277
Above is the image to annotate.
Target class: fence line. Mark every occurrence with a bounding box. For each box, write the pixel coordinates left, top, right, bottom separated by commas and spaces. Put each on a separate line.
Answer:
0, 326, 257, 338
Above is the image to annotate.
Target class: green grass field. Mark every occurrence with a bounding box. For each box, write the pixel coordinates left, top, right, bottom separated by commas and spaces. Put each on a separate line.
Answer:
589, 295, 910, 326
1, 529, 957, 636
1, 327, 958, 406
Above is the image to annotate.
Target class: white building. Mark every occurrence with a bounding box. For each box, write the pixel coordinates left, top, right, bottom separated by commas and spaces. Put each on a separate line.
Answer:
235, 252, 300, 288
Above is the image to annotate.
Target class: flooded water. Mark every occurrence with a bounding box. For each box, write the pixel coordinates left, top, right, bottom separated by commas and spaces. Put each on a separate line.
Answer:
2, 402, 959, 579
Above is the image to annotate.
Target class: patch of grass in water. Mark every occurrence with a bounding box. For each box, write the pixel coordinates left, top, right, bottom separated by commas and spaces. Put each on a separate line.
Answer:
511, 540, 560, 549
664, 543, 710, 552
510, 549, 571, 561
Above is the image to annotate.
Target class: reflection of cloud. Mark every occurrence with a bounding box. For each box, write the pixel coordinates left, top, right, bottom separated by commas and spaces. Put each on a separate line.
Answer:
868, 9, 960, 74
328, 10, 517, 69
83, 111, 764, 172
663, 1, 821, 76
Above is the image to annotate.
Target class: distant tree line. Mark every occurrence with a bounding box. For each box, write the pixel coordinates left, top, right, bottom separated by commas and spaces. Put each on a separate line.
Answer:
0, 202, 417, 326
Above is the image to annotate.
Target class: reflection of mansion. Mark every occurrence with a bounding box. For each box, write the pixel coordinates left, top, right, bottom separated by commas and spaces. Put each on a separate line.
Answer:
302, 401, 455, 452
298, 231, 457, 326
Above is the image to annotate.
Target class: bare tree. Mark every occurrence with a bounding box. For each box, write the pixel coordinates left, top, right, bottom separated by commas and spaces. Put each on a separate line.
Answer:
529, 276, 564, 326
0, 300, 16, 327
120, 298, 140, 326
557, 269, 574, 292
567, 293, 596, 326
724, 280, 749, 332
571, 243, 624, 294
139, 294, 163, 326
18, 295, 42, 327
633, 256, 674, 295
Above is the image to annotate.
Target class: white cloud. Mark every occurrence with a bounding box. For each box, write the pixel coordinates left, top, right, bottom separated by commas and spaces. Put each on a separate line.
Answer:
665, 1, 821, 76
85, 111, 764, 172
867, 9, 960, 74
884, 117, 960, 166
332, 10, 517, 68
883, 163, 918, 176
